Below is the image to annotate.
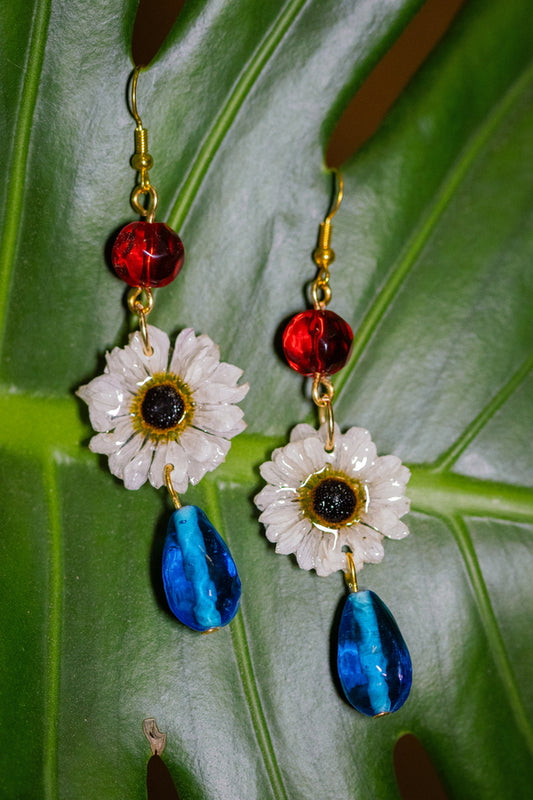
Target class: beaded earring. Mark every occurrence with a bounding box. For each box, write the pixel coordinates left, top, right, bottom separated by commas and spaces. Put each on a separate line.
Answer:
77, 67, 247, 633
254, 171, 412, 716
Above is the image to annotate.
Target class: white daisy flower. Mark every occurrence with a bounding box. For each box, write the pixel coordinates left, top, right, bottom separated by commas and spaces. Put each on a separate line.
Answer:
77, 325, 248, 492
255, 423, 410, 577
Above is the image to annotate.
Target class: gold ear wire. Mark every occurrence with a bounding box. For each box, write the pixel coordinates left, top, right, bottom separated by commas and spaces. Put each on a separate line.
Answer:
129, 67, 159, 222
311, 169, 344, 309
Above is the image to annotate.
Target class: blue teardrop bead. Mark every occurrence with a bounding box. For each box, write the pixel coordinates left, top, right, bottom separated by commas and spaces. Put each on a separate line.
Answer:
162, 505, 241, 632
337, 590, 412, 716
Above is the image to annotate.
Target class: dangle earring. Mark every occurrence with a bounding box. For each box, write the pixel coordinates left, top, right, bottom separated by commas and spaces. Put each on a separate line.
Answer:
77, 67, 247, 633
254, 172, 412, 716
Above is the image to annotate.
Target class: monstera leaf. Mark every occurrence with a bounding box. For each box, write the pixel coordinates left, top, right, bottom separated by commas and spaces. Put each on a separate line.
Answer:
1, 0, 532, 798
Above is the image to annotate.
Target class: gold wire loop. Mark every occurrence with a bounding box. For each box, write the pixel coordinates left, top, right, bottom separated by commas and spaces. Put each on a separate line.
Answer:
131, 184, 159, 222
127, 287, 154, 356
344, 550, 359, 593
310, 269, 332, 310
127, 286, 154, 316
311, 373, 334, 406
164, 464, 182, 509
142, 718, 167, 757
312, 374, 335, 451
311, 170, 344, 308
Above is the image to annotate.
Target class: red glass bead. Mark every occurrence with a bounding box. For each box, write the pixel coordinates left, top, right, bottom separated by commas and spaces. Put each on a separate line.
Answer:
112, 221, 184, 288
282, 309, 353, 376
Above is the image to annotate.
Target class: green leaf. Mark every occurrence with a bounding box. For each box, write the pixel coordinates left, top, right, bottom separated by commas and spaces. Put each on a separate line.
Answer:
1, 0, 532, 798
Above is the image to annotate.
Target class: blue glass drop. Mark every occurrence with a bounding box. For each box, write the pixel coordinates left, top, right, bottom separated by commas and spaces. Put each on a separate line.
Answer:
162, 505, 241, 632
337, 590, 412, 716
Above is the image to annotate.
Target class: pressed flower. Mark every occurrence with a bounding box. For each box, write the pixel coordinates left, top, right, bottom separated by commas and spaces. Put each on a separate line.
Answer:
77, 325, 248, 491
254, 423, 410, 577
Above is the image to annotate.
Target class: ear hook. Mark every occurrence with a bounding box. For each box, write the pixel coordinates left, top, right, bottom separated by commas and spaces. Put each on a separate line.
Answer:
311, 169, 344, 309
325, 168, 344, 222
129, 66, 159, 222
130, 65, 144, 128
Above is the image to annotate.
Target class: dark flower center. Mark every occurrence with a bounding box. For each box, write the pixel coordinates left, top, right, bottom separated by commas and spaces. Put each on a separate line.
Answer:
312, 477, 357, 524
141, 383, 185, 430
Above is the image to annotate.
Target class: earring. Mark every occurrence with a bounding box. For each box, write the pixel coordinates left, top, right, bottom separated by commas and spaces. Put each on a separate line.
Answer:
254, 171, 412, 716
143, 719, 180, 799
77, 67, 247, 633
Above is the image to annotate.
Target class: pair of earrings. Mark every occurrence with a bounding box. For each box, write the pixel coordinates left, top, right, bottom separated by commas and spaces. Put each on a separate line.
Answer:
77, 68, 412, 717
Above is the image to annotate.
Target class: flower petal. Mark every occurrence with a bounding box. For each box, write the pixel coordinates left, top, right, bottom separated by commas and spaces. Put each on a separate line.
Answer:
77, 374, 133, 431
254, 485, 297, 509
179, 427, 231, 465
121, 438, 155, 490
361, 505, 410, 539
130, 325, 170, 374
274, 519, 312, 555
295, 529, 322, 571
316, 535, 346, 577
336, 426, 377, 476
192, 404, 246, 437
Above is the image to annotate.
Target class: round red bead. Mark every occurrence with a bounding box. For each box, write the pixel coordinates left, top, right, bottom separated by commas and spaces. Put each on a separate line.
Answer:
112, 221, 184, 288
282, 309, 353, 376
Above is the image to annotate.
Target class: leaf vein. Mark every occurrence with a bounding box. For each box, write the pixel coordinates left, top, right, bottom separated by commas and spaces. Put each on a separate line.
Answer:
449, 514, 533, 754
167, 0, 309, 232
204, 479, 289, 800
0, 0, 52, 356
335, 54, 533, 398
42, 457, 63, 800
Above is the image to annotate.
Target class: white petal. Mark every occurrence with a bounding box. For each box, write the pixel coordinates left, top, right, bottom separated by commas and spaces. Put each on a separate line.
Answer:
337, 427, 377, 476
210, 361, 244, 386
263, 516, 304, 543
77, 374, 133, 431
272, 441, 315, 484
106, 433, 144, 479
316, 535, 346, 577
365, 454, 410, 485
89, 425, 132, 456
289, 423, 319, 443
160, 441, 189, 493
185, 459, 209, 485
193, 380, 249, 404
193, 405, 246, 437
362, 505, 410, 539
129, 325, 170, 374
295, 529, 322, 571
258, 459, 298, 488
170, 329, 219, 385
179, 427, 230, 465
254, 485, 297, 510
369, 493, 410, 516
301, 435, 332, 472
346, 526, 385, 563
274, 518, 313, 555
147, 441, 171, 489
259, 500, 299, 525
104, 343, 150, 386
123, 438, 155, 490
